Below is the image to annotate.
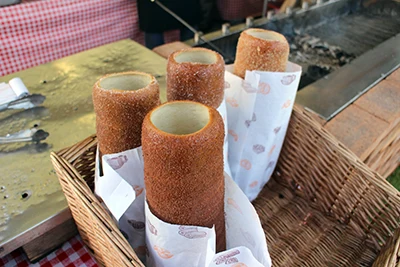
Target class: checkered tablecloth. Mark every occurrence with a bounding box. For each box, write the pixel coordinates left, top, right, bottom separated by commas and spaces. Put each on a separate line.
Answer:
217, 0, 265, 21
217, 0, 281, 21
0, 235, 98, 267
0, 0, 180, 77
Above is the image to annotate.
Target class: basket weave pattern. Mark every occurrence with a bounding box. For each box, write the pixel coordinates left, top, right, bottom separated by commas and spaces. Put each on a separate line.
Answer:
51, 106, 400, 267
362, 118, 400, 179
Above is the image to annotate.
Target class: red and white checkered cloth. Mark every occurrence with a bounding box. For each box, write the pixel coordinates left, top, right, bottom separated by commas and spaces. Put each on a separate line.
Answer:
0, 0, 180, 77
217, 0, 265, 21
217, 0, 281, 21
0, 235, 98, 267
0, 0, 142, 76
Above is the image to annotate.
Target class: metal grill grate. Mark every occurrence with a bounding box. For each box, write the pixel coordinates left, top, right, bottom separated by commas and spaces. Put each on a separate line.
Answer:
309, 1, 400, 56
194, 0, 400, 69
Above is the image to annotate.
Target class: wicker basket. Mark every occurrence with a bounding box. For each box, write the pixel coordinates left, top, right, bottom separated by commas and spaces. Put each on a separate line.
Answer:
50, 105, 400, 267
361, 117, 400, 179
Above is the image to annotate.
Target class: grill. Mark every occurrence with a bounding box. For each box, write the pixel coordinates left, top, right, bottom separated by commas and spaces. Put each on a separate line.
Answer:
309, 1, 400, 56
188, 0, 400, 119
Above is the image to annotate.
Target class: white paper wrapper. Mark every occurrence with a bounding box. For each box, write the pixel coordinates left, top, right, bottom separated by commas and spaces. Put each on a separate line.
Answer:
95, 149, 271, 267
217, 99, 232, 178
145, 172, 271, 267
225, 63, 302, 201
95, 147, 146, 258
209, 247, 265, 267
9, 77, 29, 97
0, 77, 29, 105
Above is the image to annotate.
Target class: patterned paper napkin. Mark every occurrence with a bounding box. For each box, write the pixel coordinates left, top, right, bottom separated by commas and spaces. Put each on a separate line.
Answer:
225, 63, 302, 201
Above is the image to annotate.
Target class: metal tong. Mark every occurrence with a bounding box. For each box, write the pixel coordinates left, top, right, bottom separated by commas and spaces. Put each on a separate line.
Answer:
0, 94, 46, 112
0, 127, 49, 144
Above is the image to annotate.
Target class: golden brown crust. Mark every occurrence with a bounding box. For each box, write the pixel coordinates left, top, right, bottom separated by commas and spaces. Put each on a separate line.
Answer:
233, 28, 289, 78
167, 48, 225, 109
93, 71, 160, 155
142, 100, 226, 251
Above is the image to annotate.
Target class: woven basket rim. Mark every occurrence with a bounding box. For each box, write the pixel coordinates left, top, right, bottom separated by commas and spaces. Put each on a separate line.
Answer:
50, 105, 400, 267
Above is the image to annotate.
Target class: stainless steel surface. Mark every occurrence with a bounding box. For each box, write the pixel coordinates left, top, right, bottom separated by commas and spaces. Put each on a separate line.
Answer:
0, 40, 167, 257
296, 33, 400, 120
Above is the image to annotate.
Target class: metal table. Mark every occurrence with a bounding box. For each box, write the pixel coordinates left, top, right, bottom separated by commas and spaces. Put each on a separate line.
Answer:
0, 40, 167, 258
